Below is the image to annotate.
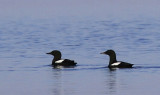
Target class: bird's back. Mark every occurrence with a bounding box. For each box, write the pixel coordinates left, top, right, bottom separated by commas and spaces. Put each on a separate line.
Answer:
117, 62, 133, 68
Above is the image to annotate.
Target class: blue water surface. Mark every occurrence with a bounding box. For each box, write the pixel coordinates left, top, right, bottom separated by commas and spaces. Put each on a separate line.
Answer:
0, 16, 160, 95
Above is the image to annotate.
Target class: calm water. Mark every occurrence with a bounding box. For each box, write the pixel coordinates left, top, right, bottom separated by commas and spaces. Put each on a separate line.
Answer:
1, 16, 160, 95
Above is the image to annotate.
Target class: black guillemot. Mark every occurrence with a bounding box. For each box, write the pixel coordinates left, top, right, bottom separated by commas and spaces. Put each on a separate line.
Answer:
46, 50, 77, 66
101, 50, 133, 68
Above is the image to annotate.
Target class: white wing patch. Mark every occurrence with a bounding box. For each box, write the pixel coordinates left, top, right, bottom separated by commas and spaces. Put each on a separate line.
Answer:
111, 62, 121, 66
55, 60, 64, 63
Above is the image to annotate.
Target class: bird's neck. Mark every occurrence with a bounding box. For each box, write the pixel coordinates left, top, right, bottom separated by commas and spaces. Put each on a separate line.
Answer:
108, 54, 117, 66
52, 55, 61, 65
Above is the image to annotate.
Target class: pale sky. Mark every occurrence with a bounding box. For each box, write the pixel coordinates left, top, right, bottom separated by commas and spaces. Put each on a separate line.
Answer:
0, 0, 160, 19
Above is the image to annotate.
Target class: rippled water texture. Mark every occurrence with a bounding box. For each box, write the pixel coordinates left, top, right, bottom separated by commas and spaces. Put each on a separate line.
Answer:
1, 16, 160, 95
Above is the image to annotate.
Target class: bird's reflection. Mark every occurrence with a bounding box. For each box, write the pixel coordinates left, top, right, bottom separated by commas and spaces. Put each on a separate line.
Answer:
105, 68, 118, 95
51, 69, 63, 95
51, 67, 76, 95
52, 65, 77, 69
50, 66, 118, 95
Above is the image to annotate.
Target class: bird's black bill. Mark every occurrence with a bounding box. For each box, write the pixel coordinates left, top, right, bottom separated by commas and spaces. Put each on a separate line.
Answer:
46, 52, 51, 54
100, 52, 105, 54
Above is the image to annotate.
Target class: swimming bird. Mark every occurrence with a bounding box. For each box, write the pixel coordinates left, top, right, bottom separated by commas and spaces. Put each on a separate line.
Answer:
100, 50, 133, 68
46, 50, 77, 66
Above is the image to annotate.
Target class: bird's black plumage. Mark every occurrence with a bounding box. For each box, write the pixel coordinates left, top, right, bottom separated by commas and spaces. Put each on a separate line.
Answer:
46, 50, 77, 66
101, 50, 134, 68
